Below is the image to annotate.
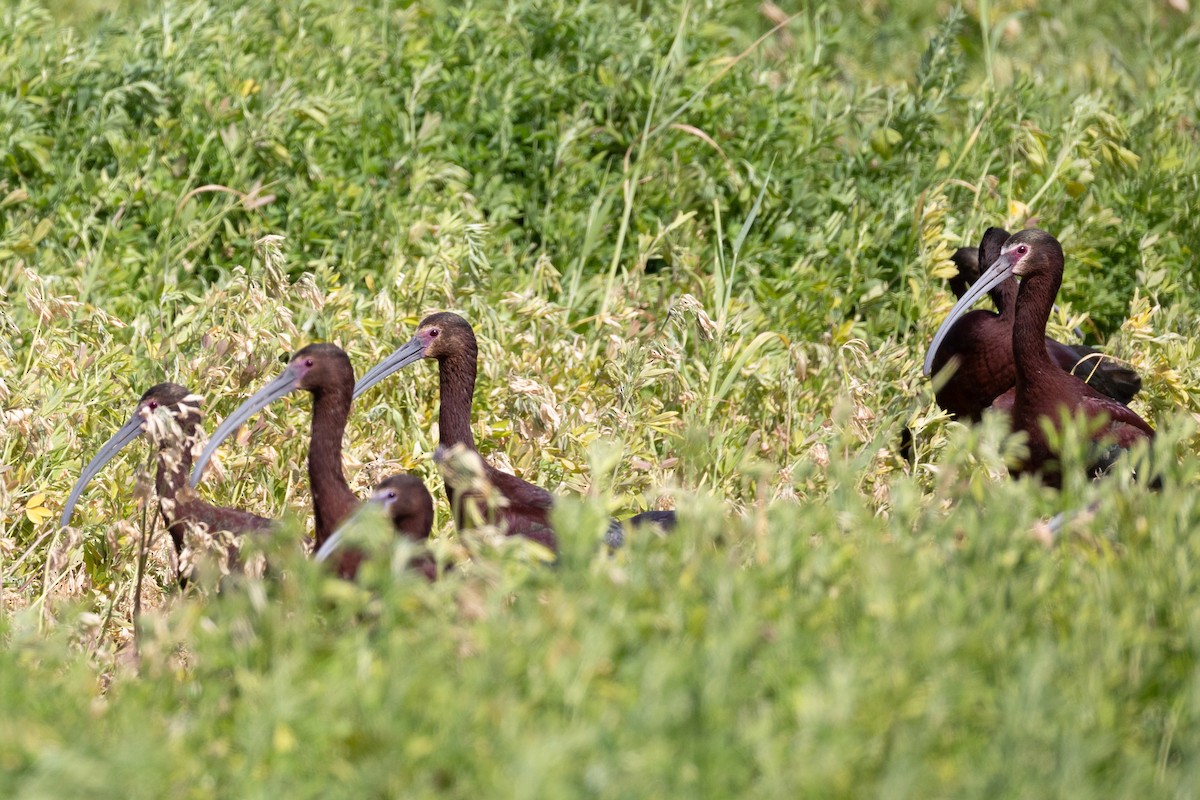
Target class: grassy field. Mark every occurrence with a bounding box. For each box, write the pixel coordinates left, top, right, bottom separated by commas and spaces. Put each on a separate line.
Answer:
3, 0, 1200, 795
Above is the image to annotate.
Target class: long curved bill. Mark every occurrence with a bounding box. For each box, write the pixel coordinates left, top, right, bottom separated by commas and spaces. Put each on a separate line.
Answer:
60, 413, 145, 528
313, 529, 344, 563
353, 337, 424, 400
923, 250, 1018, 377
188, 367, 301, 488
314, 491, 390, 563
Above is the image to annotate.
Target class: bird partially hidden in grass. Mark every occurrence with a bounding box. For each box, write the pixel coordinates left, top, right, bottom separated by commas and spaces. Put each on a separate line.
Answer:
948, 241, 1141, 405
603, 510, 679, 549
927, 226, 1142, 421
925, 229, 1155, 486
353, 311, 676, 554
61, 383, 273, 579
314, 474, 438, 580
189, 344, 360, 554
188, 343, 439, 578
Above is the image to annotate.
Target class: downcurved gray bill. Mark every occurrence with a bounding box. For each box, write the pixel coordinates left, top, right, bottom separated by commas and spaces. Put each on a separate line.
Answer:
188, 368, 301, 488
313, 528, 344, 563
60, 413, 144, 528
923, 252, 1018, 377
352, 337, 424, 400
314, 489, 393, 563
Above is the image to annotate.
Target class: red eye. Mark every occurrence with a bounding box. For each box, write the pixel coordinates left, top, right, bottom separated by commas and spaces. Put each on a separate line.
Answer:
305, 358, 314, 367
428, 329, 439, 338
1017, 245, 1029, 256
147, 401, 158, 410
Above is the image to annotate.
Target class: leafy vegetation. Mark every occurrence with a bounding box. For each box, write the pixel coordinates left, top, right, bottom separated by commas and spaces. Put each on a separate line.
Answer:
3, 0, 1200, 795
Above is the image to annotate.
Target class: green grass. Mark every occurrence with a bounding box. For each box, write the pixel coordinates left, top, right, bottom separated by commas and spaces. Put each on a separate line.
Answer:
3, 0, 1200, 795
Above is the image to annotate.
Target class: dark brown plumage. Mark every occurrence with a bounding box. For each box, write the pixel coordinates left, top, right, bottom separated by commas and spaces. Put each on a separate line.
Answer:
313, 474, 438, 580
374, 473, 436, 543
61, 383, 272, 574
374, 473, 437, 580
190, 344, 359, 550
354, 313, 558, 552
941, 231, 1142, 414
355, 313, 683, 551
929, 227, 1017, 420
927, 229, 1154, 486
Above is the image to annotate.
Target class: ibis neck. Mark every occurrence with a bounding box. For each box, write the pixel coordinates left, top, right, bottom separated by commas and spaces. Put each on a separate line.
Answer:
155, 414, 199, 505
1013, 270, 1060, 385
154, 414, 199, 554
437, 351, 477, 451
395, 509, 433, 542
308, 382, 355, 541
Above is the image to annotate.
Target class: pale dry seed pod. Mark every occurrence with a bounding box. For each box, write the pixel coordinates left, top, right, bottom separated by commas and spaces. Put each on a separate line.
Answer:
670, 294, 717, 341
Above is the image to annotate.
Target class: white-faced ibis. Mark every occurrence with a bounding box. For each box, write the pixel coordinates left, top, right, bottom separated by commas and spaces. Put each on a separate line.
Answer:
368, 473, 435, 543
947, 231, 1141, 403
353, 312, 678, 551
189, 344, 358, 550
927, 227, 1142, 419
314, 473, 437, 580
61, 383, 272, 570
925, 229, 1154, 485
353, 313, 559, 551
